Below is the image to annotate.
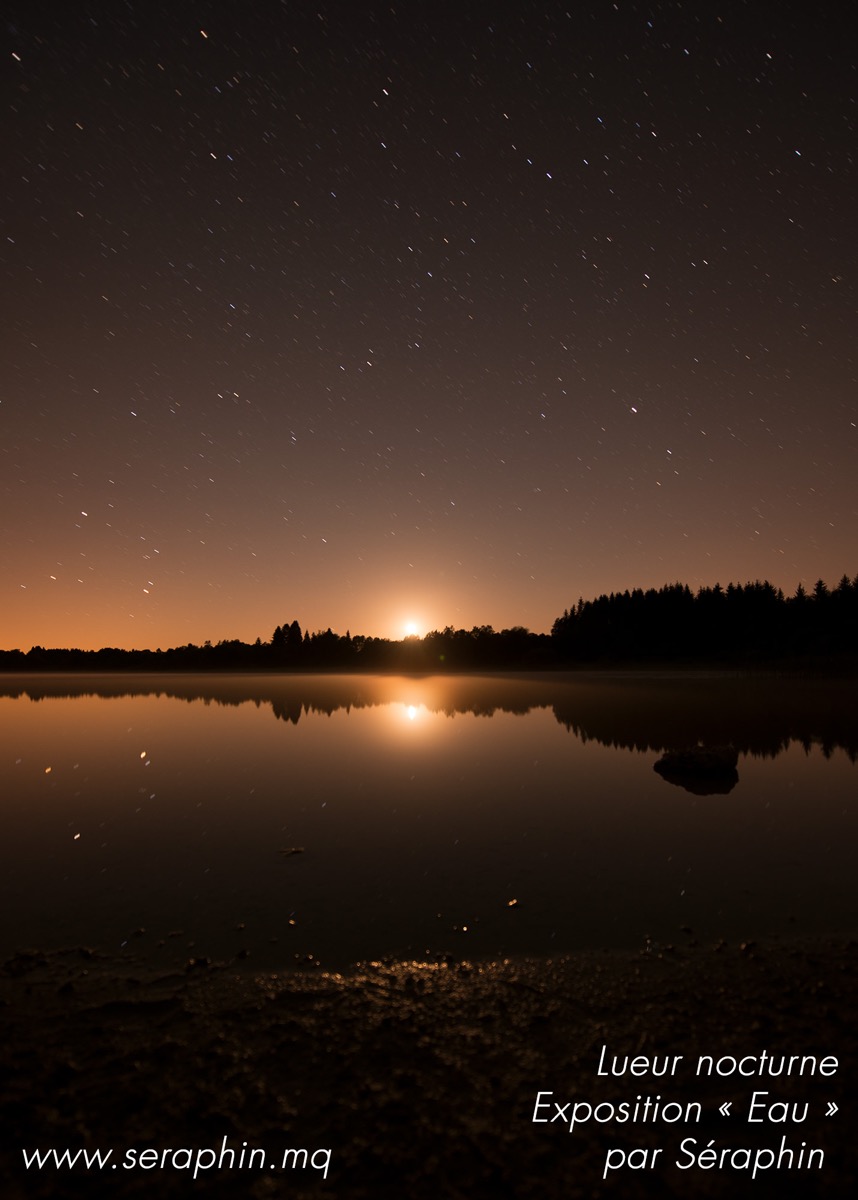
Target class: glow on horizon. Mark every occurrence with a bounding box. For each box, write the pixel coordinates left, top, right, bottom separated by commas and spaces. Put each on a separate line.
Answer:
4, 560, 855, 653
3, 5, 855, 659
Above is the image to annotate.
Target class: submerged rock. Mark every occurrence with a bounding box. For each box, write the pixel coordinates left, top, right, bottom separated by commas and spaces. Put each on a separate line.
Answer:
654, 745, 739, 795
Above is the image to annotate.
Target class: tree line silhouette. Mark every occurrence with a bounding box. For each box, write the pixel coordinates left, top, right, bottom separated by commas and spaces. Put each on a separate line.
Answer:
550, 575, 858, 665
1, 572, 856, 672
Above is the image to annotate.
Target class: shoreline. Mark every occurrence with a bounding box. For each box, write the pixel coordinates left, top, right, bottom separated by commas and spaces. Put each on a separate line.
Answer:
2, 660, 856, 677
3, 935, 855, 1197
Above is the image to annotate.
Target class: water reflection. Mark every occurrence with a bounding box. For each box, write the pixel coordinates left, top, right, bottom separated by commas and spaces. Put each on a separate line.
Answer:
1, 673, 855, 972
2, 671, 857, 759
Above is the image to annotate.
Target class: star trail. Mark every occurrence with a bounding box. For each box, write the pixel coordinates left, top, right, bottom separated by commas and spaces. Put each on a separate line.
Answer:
3, 1, 855, 650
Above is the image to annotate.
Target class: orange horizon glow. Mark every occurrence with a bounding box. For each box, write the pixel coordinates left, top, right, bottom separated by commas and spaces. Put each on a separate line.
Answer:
4, 557, 857, 653
3, 6, 855, 662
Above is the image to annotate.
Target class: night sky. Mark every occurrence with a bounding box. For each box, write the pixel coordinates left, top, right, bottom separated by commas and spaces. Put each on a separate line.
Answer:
3, 1, 856, 651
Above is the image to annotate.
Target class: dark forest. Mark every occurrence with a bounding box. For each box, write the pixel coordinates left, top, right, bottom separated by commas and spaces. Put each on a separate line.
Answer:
3, 573, 856, 673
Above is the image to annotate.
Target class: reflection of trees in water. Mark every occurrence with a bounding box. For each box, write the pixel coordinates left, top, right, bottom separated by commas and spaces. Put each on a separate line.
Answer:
551, 682, 858, 762
2, 674, 857, 762
558, 720, 800, 760
271, 698, 304, 725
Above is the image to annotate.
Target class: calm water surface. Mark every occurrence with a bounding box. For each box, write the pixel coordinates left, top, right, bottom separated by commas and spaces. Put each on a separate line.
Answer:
1, 673, 855, 970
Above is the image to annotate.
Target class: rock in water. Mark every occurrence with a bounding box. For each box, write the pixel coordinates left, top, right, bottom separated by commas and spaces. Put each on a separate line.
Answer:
653, 746, 739, 795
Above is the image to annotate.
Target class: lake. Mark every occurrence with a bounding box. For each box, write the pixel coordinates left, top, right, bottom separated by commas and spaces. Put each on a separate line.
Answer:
2, 673, 856, 972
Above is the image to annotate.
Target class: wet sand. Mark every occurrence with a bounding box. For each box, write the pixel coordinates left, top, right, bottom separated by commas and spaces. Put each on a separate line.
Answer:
2, 937, 855, 1198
